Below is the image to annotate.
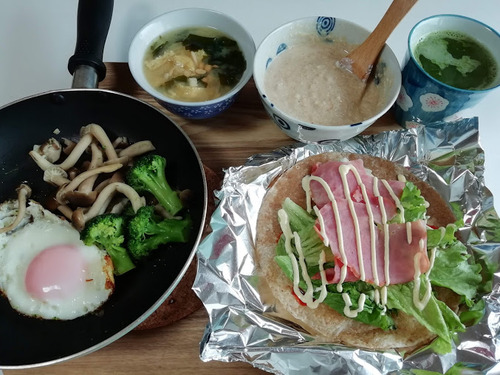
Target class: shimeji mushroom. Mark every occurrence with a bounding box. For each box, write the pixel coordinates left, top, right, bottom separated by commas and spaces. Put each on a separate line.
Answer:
80, 124, 118, 161
32, 138, 62, 163
73, 142, 105, 206
56, 163, 123, 206
0, 184, 32, 234
43, 166, 70, 187
29, 133, 93, 171
71, 182, 146, 231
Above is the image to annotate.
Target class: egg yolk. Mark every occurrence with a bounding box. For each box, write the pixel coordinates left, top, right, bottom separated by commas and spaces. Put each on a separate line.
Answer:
25, 244, 88, 301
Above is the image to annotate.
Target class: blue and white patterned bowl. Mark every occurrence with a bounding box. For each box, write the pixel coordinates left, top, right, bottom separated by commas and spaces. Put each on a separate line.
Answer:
128, 8, 255, 120
254, 17, 401, 142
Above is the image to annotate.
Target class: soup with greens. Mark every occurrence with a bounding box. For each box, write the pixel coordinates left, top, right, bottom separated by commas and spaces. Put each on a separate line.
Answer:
144, 27, 246, 102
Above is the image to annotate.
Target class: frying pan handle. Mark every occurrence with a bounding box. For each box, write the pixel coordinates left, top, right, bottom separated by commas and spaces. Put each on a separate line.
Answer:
68, 0, 114, 88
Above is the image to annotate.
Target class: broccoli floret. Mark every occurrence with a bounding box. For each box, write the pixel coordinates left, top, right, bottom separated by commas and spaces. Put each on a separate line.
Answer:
126, 154, 183, 216
81, 213, 135, 275
127, 206, 191, 260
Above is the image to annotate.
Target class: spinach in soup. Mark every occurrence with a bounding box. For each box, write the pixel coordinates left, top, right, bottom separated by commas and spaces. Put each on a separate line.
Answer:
144, 27, 246, 102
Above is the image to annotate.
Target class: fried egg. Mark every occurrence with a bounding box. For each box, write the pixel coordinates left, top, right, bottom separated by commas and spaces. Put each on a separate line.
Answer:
0, 200, 114, 320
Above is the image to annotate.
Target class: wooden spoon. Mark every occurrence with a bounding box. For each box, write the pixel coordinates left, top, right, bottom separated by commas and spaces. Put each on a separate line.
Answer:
339, 0, 418, 81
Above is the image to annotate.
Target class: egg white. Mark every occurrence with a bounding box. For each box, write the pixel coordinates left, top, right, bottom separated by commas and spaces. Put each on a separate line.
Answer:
0, 200, 114, 320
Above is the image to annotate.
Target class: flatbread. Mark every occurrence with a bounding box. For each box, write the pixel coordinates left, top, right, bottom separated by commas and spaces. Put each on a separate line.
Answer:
254, 152, 457, 351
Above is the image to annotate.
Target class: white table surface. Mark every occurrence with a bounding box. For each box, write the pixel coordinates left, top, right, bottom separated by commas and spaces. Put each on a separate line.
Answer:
1, 0, 499, 212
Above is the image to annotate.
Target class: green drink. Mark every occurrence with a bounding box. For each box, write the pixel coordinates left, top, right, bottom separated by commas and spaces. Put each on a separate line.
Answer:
414, 30, 498, 90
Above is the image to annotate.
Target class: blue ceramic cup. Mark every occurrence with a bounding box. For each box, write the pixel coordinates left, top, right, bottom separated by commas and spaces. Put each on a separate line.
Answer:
394, 15, 500, 127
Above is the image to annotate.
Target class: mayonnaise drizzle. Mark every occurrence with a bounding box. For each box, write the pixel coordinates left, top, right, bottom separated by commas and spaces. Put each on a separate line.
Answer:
373, 176, 390, 303
412, 241, 436, 310
338, 164, 372, 283
343, 292, 366, 318
285, 161, 432, 317
278, 208, 328, 308
406, 222, 413, 244
303, 175, 348, 292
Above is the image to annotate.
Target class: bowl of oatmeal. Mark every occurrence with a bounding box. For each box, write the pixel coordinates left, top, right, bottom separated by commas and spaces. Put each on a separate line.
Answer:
129, 8, 255, 119
254, 16, 401, 142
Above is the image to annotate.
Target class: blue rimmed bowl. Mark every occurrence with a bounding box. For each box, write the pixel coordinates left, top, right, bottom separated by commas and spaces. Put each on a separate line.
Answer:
129, 8, 255, 120
254, 16, 401, 142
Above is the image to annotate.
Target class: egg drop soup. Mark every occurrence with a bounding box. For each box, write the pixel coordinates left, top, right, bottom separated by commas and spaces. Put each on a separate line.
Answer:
143, 27, 246, 102
264, 36, 392, 126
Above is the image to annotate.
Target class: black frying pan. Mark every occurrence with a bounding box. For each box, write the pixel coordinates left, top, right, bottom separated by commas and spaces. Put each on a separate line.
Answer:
0, 0, 207, 368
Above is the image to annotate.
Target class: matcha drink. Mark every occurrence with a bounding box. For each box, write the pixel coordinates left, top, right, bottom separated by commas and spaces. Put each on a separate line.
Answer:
414, 30, 497, 90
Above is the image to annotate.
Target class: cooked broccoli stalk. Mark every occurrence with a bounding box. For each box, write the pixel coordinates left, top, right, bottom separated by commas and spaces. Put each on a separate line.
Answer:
126, 154, 183, 216
127, 206, 192, 260
81, 213, 136, 275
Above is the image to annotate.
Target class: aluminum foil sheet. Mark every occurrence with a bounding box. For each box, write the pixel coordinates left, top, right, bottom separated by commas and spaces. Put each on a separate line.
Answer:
192, 117, 500, 374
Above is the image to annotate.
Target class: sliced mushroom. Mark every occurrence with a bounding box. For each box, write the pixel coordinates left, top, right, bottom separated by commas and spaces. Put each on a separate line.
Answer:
72, 182, 145, 230
0, 184, 32, 234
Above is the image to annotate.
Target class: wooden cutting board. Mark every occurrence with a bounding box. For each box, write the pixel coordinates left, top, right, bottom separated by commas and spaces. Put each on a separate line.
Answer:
3, 62, 402, 375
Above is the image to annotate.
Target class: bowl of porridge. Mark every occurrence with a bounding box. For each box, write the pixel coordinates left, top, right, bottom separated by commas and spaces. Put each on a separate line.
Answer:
254, 16, 401, 142
129, 8, 255, 119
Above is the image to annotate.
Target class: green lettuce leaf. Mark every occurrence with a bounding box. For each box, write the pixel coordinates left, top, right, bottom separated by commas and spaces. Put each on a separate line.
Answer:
321, 282, 395, 330
429, 241, 482, 303
275, 199, 394, 330
386, 278, 465, 350
277, 198, 333, 266
400, 181, 428, 222
427, 223, 483, 304
275, 252, 395, 330
459, 299, 486, 326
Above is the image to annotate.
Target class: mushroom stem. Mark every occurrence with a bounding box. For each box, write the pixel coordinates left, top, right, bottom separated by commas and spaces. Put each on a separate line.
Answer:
28, 133, 93, 171
57, 133, 93, 170
87, 182, 145, 218
77, 142, 104, 194
94, 171, 124, 194
0, 184, 32, 234
81, 123, 119, 161
56, 163, 122, 205
63, 163, 122, 194
118, 140, 156, 158
72, 182, 145, 230
57, 205, 74, 220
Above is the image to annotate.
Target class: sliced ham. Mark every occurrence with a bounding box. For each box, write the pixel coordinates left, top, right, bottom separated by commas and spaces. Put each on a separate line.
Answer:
386, 220, 429, 285
310, 159, 405, 221
310, 159, 428, 287
318, 202, 385, 284
318, 201, 428, 286
311, 259, 358, 284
